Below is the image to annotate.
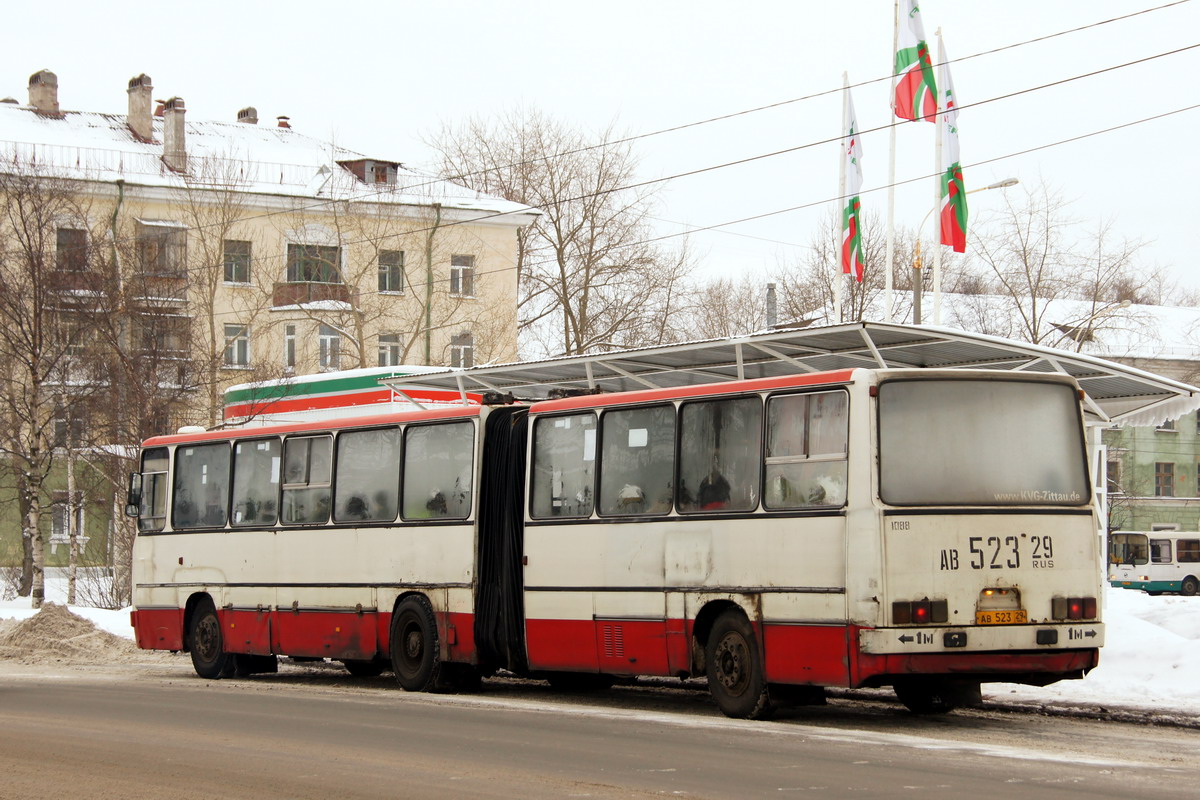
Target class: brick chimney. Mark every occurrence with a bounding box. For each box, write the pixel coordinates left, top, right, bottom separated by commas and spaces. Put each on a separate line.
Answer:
127, 74, 154, 142
237, 106, 258, 124
28, 69, 59, 115
276, 115, 291, 129
162, 96, 187, 173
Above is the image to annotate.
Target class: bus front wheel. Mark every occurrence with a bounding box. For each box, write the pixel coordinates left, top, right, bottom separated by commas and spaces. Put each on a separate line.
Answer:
705, 610, 772, 720
390, 596, 441, 692
1181, 576, 1198, 596
189, 600, 233, 680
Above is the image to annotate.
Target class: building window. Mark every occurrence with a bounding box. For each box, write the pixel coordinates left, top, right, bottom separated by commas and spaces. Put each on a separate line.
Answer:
137, 314, 189, 357
284, 324, 296, 370
450, 332, 474, 368
136, 221, 187, 276
379, 250, 405, 293
1157, 418, 1177, 432
319, 324, 341, 371
286, 243, 342, 283
223, 240, 252, 283
1155, 462, 1175, 497
450, 255, 475, 297
378, 333, 402, 366
55, 228, 89, 271
224, 324, 250, 368
50, 491, 87, 552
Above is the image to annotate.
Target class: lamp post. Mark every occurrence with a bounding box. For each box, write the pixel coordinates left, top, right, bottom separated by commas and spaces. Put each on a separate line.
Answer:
912, 177, 1018, 325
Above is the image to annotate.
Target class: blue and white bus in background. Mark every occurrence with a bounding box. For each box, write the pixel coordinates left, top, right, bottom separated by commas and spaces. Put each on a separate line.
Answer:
1109, 531, 1200, 596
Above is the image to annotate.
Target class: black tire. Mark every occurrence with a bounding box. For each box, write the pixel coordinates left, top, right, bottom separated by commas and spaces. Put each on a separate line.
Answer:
390, 596, 442, 692
1181, 576, 1199, 596
894, 678, 981, 714
189, 600, 233, 680
546, 672, 616, 692
705, 610, 772, 719
343, 659, 386, 678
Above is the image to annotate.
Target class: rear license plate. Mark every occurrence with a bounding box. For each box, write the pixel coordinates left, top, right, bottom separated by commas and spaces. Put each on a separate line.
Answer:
975, 609, 1028, 625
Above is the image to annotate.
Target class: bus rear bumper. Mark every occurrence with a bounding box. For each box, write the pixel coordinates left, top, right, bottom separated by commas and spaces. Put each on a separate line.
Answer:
853, 647, 1099, 688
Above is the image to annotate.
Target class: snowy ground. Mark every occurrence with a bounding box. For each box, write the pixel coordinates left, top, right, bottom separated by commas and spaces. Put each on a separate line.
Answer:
1, 580, 1196, 717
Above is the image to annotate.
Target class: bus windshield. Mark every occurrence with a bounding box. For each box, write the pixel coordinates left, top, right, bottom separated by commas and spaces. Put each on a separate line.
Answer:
878, 379, 1090, 506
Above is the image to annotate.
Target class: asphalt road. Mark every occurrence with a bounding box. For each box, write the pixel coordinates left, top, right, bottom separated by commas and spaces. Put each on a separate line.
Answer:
1, 659, 1197, 799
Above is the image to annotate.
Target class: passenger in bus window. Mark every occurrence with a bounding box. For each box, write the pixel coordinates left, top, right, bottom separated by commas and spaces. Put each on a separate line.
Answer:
698, 460, 731, 510
426, 490, 448, 517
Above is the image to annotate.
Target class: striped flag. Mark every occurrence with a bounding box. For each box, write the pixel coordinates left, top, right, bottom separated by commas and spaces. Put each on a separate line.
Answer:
842, 91, 865, 282
894, 0, 938, 122
938, 37, 967, 252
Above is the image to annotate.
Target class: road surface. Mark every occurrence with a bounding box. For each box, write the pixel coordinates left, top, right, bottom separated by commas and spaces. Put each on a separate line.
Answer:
0, 658, 1196, 799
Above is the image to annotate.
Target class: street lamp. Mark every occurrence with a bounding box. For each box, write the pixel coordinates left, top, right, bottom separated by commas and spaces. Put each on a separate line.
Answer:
912, 178, 1019, 325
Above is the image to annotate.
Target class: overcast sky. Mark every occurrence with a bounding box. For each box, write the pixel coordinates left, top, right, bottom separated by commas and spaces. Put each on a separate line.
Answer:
5, 0, 1198, 296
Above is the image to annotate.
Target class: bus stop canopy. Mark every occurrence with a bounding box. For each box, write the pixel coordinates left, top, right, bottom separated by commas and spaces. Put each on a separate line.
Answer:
381, 322, 1200, 427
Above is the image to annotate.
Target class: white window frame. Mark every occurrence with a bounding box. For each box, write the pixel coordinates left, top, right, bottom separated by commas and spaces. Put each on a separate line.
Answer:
319, 324, 342, 371
284, 324, 297, 371
224, 324, 251, 368
378, 333, 402, 367
450, 255, 475, 298
450, 332, 474, 369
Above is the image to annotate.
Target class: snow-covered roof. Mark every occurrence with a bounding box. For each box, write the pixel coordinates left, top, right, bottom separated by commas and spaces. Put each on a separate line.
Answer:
0, 103, 537, 220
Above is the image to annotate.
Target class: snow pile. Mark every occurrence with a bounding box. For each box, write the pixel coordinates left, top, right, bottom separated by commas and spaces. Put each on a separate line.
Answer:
986, 589, 1200, 716
0, 602, 143, 665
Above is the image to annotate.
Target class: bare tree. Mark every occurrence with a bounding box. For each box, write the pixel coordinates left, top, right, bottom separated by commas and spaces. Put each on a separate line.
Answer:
0, 157, 109, 607
425, 107, 694, 357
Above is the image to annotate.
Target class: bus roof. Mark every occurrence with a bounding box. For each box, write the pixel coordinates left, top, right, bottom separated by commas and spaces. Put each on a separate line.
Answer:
144, 404, 481, 447
380, 322, 1200, 427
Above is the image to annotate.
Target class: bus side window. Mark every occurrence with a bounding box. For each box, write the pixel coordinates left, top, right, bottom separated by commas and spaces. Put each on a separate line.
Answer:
598, 405, 674, 516
1150, 539, 1173, 564
764, 391, 848, 510
281, 435, 333, 525
335, 427, 401, 523
138, 447, 169, 532
232, 438, 280, 526
403, 422, 473, 520
530, 413, 596, 518
1179, 540, 1200, 563
678, 397, 762, 513
173, 443, 231, 529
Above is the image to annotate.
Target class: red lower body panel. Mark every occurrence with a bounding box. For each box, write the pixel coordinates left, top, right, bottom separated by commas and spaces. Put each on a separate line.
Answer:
763, 624, 851, 685
134, 607, 1098, 689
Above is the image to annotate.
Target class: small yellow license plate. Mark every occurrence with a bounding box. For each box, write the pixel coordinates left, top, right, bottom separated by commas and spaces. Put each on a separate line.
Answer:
975, 609, 1028, 625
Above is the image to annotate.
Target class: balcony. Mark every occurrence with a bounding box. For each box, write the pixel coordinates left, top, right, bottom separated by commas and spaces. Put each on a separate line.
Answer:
272, 281, 354, 308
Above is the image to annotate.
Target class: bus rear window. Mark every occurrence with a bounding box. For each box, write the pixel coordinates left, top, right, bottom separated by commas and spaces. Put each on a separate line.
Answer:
878, 379, 1089, 507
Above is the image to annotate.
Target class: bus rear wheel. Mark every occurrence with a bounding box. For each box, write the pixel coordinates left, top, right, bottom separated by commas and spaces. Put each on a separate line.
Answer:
894, 678, 981, 714
1181, 576, 1199, 596
189, 600, 233, 680
705, 610, 772, 720
390, 596, 442, 692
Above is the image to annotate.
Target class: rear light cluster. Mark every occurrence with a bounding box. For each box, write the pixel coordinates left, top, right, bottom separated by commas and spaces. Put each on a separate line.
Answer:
1051, 596, 1098, 620
892, 599, 948, 624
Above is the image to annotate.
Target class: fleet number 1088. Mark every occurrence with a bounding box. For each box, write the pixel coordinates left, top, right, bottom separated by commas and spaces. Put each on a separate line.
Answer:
939, 536, 1055, 570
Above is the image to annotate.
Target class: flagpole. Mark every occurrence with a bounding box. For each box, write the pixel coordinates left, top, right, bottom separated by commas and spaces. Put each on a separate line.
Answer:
932, 28, 944, 326
885, 0, 899, 323
835, 73, 848, 324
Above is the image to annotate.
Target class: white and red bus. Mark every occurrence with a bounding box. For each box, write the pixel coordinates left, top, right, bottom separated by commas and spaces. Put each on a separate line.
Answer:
129, 366, 1104, 718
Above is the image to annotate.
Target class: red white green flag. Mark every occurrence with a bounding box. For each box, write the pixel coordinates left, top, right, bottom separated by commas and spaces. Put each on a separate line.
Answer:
894, 0, 938, 122
938, 36, 967, 252
841, 91, 865, 282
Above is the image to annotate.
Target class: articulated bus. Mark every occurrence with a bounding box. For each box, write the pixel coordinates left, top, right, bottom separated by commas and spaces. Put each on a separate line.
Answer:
129, 367, 1104, 718
1109, 531, 1200, 596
